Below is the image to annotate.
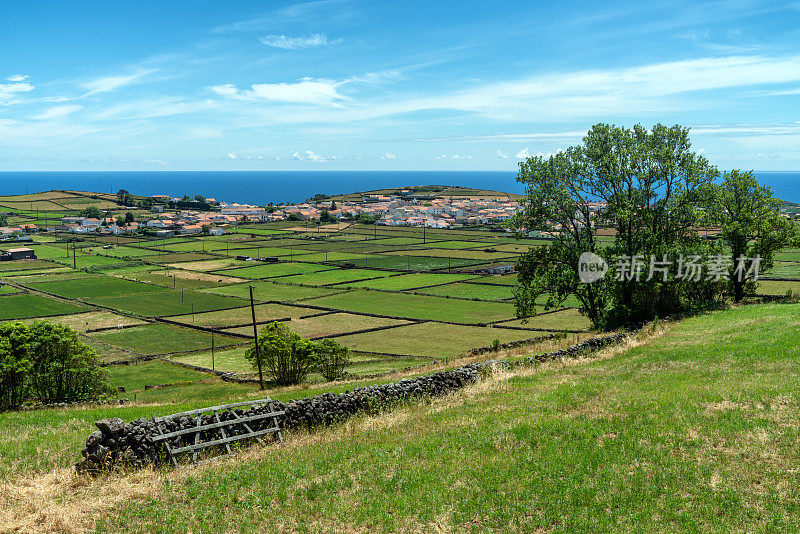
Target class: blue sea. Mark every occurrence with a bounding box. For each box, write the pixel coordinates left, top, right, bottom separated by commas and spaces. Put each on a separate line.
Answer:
0, 170, 798, 205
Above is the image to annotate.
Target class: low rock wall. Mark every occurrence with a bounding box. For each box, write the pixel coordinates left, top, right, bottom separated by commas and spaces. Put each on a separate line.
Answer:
76, 331, 627, 473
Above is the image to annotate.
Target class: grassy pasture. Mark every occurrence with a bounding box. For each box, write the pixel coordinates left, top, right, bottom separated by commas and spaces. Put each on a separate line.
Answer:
418, 282, 513, 300
124, 269, 242, 290
223, 313, 411, 339
0, 259, 63, 272
168, 303, 308, 328
0, 284, 22, 294
200, 280, 340, 302
28, 276, 162, 299
333, 254, 483, 271
88, 289, 246, 317
278, 268, 394, 286
148, 252, 217, 264
0, 293, 87, 320
96, 304, 800, 531
21, 311, 145, 332
305, 290, 516, 323
498, 308, 591, 331
756, 279, 800, 295
107, 360, 214, 391
214, 262, 333, 279
384, 248, 516, 260
343, 272, 480, 290
52, 253, 125, 269
334, 321, 541, 357
165, 258, 240, 272
91, 323, 243, 355
93, 246, 165, 258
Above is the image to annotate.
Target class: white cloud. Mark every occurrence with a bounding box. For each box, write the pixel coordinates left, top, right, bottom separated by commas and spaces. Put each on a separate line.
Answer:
81, 69, 154, 95
515, 148, 530, 160
381, 152, 397, 160
0, 79, 34, 103
211, 78, 346, 105
289, 149, 333, 161
33, 105, 82, 120
496, 149, 509, 159
7, 74, 29, 82
259, 34, 341, 50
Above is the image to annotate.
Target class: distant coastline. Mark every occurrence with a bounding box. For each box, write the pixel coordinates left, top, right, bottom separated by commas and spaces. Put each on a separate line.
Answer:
0, 170, 798, 205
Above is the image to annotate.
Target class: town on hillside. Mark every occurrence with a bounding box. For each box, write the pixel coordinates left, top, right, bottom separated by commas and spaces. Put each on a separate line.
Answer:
0, 187, 530, 241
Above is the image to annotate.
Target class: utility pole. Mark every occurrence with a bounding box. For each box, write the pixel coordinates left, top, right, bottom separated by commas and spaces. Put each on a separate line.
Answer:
211, 332, 215, 371
250, 285, 264, 390
72, 243, 76, 270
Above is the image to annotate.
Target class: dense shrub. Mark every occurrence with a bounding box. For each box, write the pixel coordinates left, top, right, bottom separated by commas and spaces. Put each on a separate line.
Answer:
27, 322, 110, 403
246, 322, 316, 385
314, 338, 350, 381
0, 322, 32, 409
0, 321, 110, 408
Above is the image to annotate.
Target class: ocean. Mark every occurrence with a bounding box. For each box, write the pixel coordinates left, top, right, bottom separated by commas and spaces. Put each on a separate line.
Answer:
0, 170, 798, 205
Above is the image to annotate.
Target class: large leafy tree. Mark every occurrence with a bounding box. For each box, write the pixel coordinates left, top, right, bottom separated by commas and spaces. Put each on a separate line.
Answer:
712, 170, 798, 302
27, 322, 109, 403
246, 322, 316, 385
0, 322, 32, 409
515, 123, 720, 329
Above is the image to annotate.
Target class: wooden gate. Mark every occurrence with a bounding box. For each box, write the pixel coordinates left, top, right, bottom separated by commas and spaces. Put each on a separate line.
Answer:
151, 398, 284, 467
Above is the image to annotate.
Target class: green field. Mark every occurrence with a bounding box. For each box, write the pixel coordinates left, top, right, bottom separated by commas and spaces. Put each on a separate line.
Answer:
305, 290, 517, 323
214, 262, 333, 279
88, 289, 246, 317
333, 321, 543, 357
107, 360, 214, 390
168, 303, 308, 328
200, 280, 340, 302
342, 272, 479, 290
419, 282, 513, 300
91, 323, 243, 355
0, 293, 87, 320
223, 312, 412, 339
332, 254, 484, 271
29, 276, 162, 299
278, 267, 394, 286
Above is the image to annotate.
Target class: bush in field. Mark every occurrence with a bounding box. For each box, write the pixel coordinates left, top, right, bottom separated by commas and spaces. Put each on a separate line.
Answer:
0, 321, 110, 408
0, 322, 32, 409
314, 338, 350, 381
247, 322, 316, 385
27, 322, 110, 403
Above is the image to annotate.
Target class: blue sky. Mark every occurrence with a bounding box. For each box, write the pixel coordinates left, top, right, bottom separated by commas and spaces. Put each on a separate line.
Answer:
1, 0, 799, 171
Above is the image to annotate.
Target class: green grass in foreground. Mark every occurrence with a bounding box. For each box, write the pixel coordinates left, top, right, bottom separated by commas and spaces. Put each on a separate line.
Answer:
98, 302, 800, 531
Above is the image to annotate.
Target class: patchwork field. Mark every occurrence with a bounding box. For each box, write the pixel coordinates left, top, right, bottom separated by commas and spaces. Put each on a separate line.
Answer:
90, 323, 244, 355
333, 321, 542, 357
87, 289, 245, 317
303, 290, 517, 324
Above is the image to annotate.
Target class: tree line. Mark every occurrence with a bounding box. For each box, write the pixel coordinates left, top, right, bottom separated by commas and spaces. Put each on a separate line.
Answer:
514, 123, 798, 330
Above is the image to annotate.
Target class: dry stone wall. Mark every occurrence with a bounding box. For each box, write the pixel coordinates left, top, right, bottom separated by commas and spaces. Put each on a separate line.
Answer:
76, 331, 627, 473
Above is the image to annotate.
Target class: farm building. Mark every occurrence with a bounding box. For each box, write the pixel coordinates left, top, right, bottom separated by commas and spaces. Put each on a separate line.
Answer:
0, 247, 37, 261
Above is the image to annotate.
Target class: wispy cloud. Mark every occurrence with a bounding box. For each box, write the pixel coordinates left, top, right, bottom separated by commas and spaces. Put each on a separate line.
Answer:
0, 77, 34, 104
33, 104, 82, 120
81, 69, 154, 95
210, 78, 346, 105
259, 34, 341, 50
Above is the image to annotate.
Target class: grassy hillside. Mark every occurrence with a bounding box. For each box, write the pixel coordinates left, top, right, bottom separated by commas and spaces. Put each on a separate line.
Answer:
2, 302, 800, 531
